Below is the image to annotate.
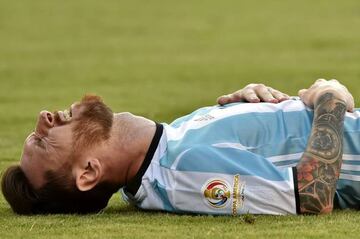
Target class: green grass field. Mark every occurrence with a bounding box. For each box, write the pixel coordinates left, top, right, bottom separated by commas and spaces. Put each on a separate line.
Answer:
1, 0, 360, 238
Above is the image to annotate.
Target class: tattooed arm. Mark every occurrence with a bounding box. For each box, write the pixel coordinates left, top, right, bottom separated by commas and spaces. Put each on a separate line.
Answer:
296, 79, 354, 214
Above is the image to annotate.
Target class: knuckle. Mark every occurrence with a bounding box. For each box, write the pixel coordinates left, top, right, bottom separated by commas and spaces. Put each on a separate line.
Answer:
242, 88, 253, 95
246, 91, 257, 96
262, 93, 274, 100
245, 83, 256, 89
254, 84, 266, 90
271, 89, 281, 95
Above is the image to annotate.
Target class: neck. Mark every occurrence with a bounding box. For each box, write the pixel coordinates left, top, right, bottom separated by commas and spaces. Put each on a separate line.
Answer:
99, 112, 156, 187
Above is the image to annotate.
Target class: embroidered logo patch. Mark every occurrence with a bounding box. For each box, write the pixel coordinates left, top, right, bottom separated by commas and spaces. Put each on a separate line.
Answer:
203, 179, 231, 208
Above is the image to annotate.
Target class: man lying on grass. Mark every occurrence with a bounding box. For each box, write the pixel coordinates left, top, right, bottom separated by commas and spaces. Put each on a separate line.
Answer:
1, 79, 356, 215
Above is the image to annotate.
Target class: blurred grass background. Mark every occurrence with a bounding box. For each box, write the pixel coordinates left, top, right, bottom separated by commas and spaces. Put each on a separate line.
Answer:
1, 0, 360, 238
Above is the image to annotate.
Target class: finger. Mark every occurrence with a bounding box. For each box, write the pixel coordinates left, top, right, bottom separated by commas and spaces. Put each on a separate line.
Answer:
279, 93, 290, 102
348, 103, 355, 113
329, 79, 348, 91
347, 96, 355, 112
345, 99, 354, 112
298, 89, 307, 98
228, 90, 247, 102
241, 89, 260, 103
254, 85, 278, 103
217, 89, 247, 105
298, 89, 312, 107
217, 94, 231, 105
315, 78, 326, 83
268, 88, 289, 102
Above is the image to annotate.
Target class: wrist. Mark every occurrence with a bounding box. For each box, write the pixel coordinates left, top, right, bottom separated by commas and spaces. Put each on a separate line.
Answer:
314, 89, 347, 109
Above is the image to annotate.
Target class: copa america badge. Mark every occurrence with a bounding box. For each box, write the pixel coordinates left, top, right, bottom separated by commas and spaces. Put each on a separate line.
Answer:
202, 179, 231, 208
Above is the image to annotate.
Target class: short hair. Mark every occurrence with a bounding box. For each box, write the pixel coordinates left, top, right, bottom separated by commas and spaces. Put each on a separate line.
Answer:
1, 165, 119, 214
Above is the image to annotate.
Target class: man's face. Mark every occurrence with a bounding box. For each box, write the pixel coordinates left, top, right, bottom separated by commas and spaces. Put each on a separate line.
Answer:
20, 96, 113, 189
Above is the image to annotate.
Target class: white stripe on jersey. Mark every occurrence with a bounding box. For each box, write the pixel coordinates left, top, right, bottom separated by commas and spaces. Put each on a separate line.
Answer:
212, 142, 255, 151
344, 110, 360, 119
267, 153, 303, 163
268, 154, 360, 163
343, 154, 360, 161
342, 164, 360, 171
340, 174, 360, 181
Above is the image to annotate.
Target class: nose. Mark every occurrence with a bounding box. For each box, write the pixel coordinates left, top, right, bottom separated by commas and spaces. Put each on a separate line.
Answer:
35, 110, 54, 137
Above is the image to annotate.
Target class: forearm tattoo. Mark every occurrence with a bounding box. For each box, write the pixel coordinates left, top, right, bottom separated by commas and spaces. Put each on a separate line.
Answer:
296, 92, 346, 214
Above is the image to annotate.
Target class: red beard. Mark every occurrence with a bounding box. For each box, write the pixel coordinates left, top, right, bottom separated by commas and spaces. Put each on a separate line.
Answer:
72, 95, 113, 150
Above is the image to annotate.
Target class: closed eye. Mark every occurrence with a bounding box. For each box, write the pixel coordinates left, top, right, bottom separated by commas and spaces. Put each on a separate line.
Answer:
34, 136, 46, 149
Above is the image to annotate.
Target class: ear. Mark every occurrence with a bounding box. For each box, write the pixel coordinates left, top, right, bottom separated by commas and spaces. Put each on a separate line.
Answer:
74, 158, 102, 192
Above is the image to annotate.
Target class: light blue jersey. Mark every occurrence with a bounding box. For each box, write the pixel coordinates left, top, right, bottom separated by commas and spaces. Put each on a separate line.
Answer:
121, 99, 360, 215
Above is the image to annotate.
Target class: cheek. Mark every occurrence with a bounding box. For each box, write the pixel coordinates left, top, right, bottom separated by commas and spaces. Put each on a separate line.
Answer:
48, 127, 74, 150
20, 153, 48, 189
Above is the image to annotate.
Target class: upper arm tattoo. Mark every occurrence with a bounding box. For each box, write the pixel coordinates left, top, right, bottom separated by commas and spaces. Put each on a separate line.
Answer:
296, 92, 346, 214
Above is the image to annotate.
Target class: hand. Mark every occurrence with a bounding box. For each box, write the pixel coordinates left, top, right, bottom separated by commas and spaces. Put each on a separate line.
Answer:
217, 83, 290, 105
298, 79, 354, 112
